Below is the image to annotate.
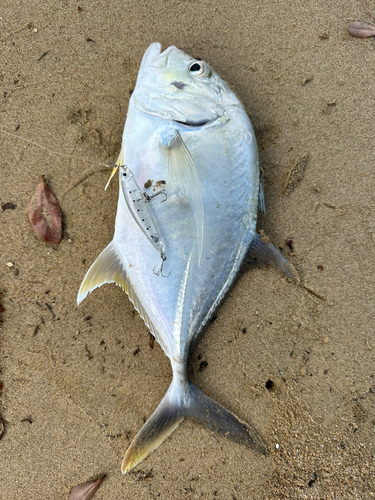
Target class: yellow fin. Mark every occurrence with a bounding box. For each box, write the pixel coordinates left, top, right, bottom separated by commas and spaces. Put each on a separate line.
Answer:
77, 241, 158, 336
77, 241, 128, 304
104, 147, 124, 190
121, 383, 184, 474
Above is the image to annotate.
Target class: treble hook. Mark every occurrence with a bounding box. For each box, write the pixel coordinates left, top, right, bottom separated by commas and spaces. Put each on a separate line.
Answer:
143, 190, 167, 203
153, 253, 170, 278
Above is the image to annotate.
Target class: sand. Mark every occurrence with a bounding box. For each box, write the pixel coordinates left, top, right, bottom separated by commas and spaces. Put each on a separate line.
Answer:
1, 1, 374, 498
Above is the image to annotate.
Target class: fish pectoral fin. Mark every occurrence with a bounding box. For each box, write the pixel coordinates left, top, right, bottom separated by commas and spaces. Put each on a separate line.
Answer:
104, 147, 124, 190
77, 241, 129, 304
246, 233, 298, 281
162, 130, 204, 266
121, 383, 184, 474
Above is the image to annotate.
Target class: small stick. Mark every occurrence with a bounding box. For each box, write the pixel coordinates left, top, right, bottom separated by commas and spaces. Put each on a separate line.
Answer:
61, 166, 112, 198
362, 0, 375, 22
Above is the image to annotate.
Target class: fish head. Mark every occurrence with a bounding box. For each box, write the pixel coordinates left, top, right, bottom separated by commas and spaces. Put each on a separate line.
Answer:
132, 43, 240, 126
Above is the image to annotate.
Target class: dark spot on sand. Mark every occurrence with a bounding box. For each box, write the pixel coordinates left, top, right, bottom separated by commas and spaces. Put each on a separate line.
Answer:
2, 203, 16, 211
266, 379, 274, 391
149, 332, 154, 349
308, 472, 317, 487
199, 360, 208, 371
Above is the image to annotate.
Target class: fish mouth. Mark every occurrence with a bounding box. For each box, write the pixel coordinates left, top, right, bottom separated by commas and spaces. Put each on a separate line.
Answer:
172, 117, 218, 128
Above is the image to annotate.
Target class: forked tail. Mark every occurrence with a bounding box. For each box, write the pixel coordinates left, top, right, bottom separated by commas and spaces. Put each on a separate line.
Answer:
121, 377, 267, 473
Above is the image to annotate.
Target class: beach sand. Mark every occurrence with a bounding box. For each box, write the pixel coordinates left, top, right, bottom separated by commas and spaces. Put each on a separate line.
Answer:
1, 1, 374, 498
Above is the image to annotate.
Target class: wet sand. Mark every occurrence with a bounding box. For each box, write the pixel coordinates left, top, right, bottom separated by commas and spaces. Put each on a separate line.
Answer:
1, 1, 374, 498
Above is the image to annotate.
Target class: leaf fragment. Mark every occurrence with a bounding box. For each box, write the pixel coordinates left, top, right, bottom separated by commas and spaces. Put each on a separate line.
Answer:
349, 21, 375, 38
27, 175, 62, 245
69, 475, 105, 500
1, 202, 16, 211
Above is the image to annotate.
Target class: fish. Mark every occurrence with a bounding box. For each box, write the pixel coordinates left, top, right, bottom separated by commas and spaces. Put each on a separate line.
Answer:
77, 42, 294, 473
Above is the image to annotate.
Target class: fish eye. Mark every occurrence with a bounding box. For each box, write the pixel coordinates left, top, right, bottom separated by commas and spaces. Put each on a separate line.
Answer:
188, 61, 210, 78
189, 63, 202, 72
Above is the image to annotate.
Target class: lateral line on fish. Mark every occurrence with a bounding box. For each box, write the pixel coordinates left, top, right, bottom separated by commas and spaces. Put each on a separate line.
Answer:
173, 251, 193, 359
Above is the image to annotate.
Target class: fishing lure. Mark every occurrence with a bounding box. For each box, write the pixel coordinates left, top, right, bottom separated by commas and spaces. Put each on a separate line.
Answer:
119, 166, 169, 277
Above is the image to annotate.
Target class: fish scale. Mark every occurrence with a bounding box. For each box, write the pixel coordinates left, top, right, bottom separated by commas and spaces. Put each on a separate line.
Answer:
78, 42, 294, 473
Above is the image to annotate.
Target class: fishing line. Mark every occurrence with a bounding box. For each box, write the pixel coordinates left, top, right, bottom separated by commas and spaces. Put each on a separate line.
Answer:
0, 128, 113, 168
0, 128, 118, 196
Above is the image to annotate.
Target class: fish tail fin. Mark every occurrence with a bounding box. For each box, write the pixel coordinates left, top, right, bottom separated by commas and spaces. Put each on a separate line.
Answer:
121, 381, 184, 474
121, 378, 267, 474
187, 383, 268, 455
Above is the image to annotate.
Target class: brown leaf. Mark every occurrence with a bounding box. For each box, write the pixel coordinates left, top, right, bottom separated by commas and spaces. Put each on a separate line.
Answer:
27, 175, 62, 245
69, 475, 105, 500
349, 21, 375, 38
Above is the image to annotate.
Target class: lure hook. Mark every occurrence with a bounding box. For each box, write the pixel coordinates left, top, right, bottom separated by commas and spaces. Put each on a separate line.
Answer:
153, 253, 170, 278
144, 190, 167, 203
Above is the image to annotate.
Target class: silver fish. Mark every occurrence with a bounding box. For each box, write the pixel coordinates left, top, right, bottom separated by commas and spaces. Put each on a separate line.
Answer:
78, 43, 293, 473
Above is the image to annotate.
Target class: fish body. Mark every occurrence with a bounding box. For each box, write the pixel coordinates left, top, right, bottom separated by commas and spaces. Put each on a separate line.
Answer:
78, 43, 293, 473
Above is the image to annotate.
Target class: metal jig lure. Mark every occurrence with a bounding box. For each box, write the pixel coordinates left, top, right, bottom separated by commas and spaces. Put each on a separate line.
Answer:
119, 166, 169, 277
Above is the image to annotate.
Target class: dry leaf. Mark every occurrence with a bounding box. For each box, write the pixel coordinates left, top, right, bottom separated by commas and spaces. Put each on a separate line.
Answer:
349, 21, 375, 38
27, 175, 62, 245
69, 475, 105, 500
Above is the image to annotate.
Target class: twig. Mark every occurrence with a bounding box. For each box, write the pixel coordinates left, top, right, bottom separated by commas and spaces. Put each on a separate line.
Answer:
362, 0, 375, 22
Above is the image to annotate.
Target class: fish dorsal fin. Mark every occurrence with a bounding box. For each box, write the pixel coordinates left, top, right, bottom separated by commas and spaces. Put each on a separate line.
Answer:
104, 147, 125, 190
77, 241, 158, 337
161, 130, 204, 266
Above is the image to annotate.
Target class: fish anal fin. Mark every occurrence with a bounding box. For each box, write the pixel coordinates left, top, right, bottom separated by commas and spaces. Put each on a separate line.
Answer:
162, 129, 204, 266
77, 241, 128, 304
77, 242, 159, 349
246, 232, 298, 281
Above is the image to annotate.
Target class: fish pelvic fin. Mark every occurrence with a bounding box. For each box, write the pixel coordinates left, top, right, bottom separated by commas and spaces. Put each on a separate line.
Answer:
104, 147, 124, 190
121, 378, 267, 474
